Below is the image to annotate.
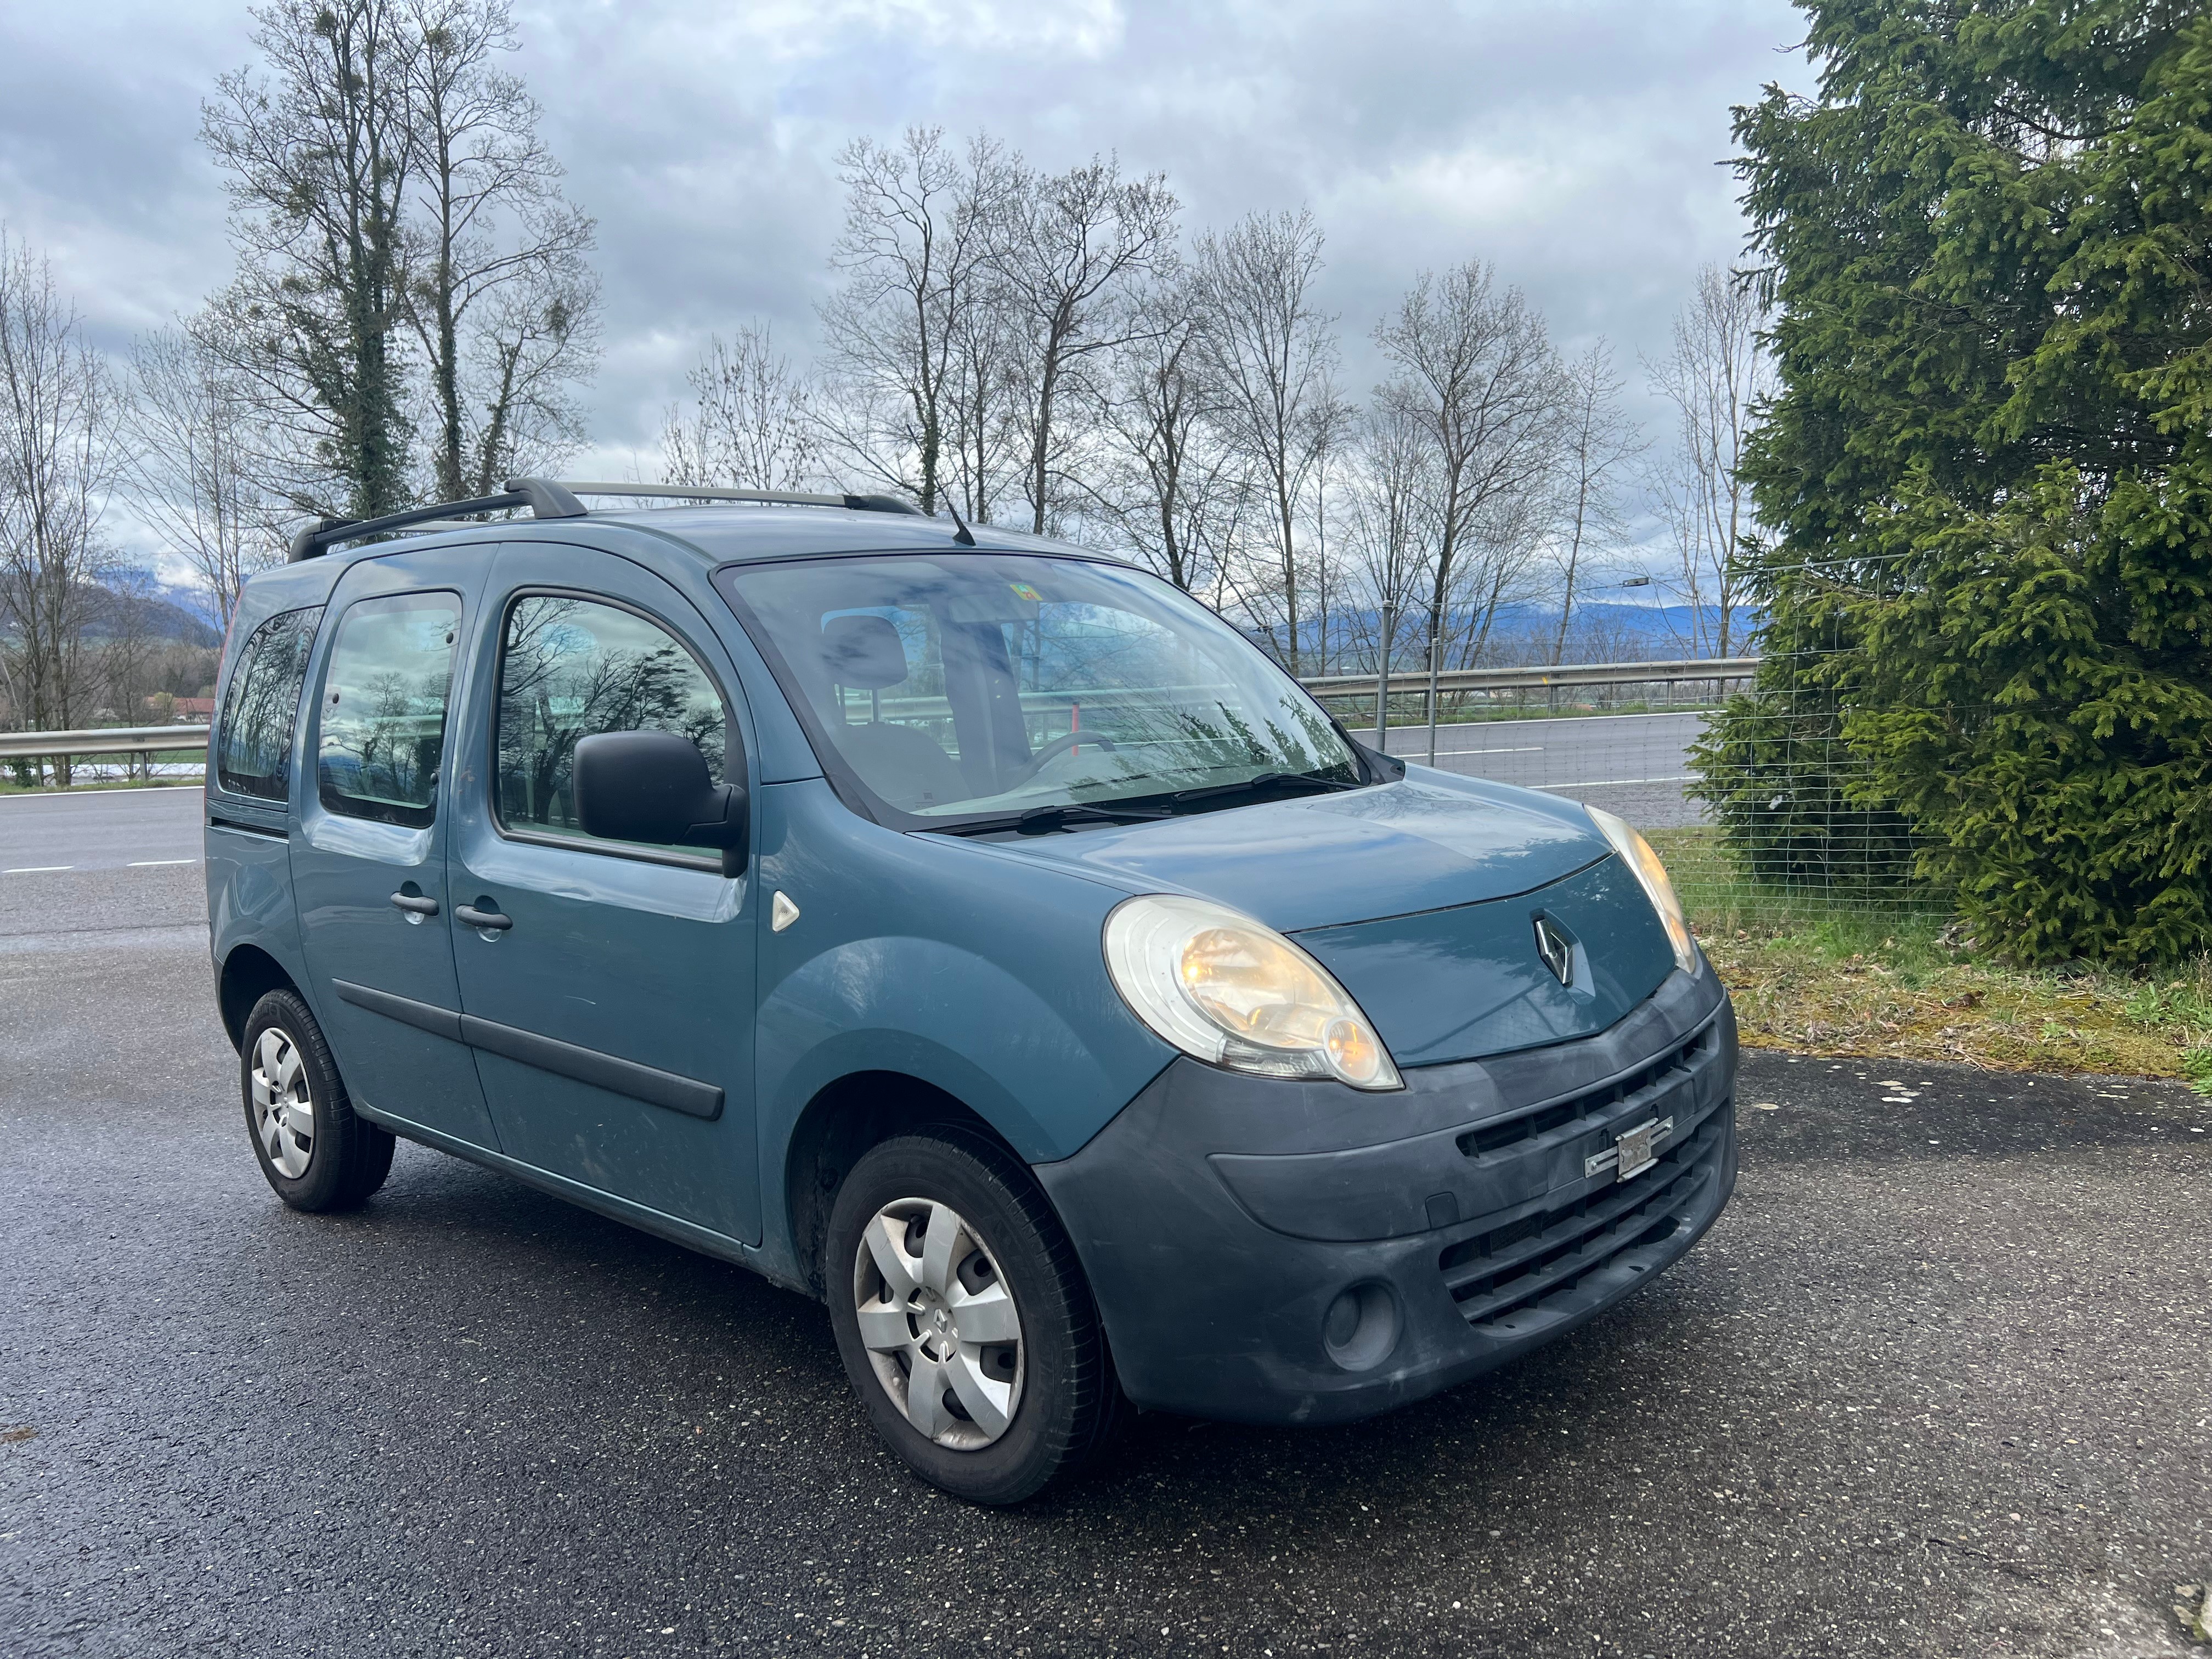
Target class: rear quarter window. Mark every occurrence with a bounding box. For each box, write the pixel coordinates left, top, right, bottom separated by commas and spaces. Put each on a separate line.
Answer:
216, 606, 323, 801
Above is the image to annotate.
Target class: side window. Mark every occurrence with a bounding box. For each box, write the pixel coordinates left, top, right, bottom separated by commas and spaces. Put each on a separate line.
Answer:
216, 606, 322, 800
317, 592, 461, 828
495, 594, 730, 853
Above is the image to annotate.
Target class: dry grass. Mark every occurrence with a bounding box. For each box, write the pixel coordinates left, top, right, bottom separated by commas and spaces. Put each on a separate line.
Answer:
1649, 826, 2212, 1085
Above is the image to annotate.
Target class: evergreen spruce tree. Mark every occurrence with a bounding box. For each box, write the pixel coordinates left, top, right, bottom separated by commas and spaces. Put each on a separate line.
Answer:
1697, 0, 2212, 964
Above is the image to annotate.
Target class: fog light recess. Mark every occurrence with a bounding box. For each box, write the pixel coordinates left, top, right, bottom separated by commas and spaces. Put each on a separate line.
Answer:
1321, 1282, 1400, 1373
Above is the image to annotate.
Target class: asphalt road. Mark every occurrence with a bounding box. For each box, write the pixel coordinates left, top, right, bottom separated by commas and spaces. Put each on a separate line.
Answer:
4, 817, 2210, 1659
1355, 710, 1708, 828
0, 786, 206, 872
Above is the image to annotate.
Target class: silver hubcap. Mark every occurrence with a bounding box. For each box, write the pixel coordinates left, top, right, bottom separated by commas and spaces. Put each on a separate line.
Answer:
852, 1198, 1024, 1451
250, 1027, 314, 1180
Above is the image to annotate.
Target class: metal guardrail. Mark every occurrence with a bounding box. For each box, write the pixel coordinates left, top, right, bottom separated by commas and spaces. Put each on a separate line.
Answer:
1296, 656, 1760, 700
0, 659, 1760, 766
0, 724, 211, 762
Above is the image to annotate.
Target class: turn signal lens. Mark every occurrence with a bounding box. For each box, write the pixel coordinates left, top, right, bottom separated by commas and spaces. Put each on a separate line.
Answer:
1104, 895, 1402, 1090
1586, 805, 1698, 975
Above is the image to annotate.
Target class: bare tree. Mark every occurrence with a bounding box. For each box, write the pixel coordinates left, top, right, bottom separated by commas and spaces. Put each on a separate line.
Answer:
403, 0, 597, 499
941, 258, 1026, 522
0, 231, 120, 775
1548, 338, 1643, 663
661, 324, 822, 491
1193, 208, 1341, 671
1339, 397, 1440, 685
202, 0, 418, 520
816, 128, 1012, 514
1081, 275, 1242, 594
1647, 264, 1771, 657
991, 156, 1178, 535
1373, 262, 1561, 752
125, 318, 278, 629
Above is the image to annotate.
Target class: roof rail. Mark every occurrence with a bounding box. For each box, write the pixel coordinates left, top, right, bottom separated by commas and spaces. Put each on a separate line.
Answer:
286, 478, 586, 562
555, 481, 926, 516
285, 476, 927, 562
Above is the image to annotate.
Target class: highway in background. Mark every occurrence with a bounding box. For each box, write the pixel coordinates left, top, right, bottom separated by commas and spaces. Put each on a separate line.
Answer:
0, 706, 1710, 885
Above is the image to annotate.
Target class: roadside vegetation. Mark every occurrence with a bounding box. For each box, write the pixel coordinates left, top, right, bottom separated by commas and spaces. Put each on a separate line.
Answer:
1653, 826, 2212, 1086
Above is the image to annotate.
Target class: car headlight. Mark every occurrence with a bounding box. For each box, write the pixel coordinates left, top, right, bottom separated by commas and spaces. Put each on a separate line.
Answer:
1102, 894, 1402, 1090
1585, 805, 1697, 975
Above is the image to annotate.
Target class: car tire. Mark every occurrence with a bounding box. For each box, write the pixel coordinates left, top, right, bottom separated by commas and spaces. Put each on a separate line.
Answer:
825, 1128, 1122, 1505
241, 989, 394, 1212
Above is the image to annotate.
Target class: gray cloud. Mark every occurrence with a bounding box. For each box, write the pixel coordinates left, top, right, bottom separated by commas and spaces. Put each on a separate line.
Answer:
2, 0, 1813, 511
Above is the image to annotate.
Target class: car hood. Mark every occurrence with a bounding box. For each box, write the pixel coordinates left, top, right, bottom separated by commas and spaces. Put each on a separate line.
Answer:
980, 772, 1611, 933
968, 772, 1678, 1065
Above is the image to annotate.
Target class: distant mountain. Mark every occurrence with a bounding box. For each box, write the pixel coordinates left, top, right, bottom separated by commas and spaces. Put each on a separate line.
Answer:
1257, 600, 1765, 671
0, 578, 222, 651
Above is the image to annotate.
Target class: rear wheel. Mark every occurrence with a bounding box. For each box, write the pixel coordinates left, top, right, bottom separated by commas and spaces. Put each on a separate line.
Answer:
825, 1130, 1120, 1504
241, 989, 394, 1212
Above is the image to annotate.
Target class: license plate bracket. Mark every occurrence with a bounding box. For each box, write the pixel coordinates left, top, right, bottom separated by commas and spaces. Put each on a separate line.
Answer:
1584, 1115, 1674, 1183
1614, 1118, 1661, 1181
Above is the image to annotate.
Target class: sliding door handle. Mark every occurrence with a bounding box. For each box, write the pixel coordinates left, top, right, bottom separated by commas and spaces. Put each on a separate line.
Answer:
455, 902, 513, 933
390, 891, 440, 918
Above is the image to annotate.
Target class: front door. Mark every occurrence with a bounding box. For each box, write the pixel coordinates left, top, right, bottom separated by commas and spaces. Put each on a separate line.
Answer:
291, 550, 499, 1149
445, 542, 762, 1243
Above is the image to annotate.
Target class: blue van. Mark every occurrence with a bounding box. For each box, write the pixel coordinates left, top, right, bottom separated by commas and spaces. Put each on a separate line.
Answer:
205, 479, 1737, 1504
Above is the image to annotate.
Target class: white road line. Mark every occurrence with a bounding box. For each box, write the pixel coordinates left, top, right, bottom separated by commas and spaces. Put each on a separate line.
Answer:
4, 865, 72, 873
1431, 744, 1545, 757
129, 858, 199, 867
1532, 776, 1695, 789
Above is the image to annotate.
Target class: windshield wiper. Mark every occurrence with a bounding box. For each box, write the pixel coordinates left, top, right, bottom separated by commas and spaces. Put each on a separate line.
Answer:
1166, 771, 1360, 809
1013, 803, 1173, 834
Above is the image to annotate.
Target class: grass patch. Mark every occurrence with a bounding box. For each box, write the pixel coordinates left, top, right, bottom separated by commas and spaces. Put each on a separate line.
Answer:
1648, 825, 2212, 1082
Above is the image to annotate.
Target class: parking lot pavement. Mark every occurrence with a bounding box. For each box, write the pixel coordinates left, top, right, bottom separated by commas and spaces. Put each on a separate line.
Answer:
3, 868, 2208, 1659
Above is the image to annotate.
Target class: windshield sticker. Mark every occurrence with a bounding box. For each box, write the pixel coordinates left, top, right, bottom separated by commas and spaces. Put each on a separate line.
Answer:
1008, 581, 1043, 602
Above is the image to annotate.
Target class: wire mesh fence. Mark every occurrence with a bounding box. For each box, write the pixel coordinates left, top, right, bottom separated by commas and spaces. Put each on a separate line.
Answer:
1301, 653, 1944, 932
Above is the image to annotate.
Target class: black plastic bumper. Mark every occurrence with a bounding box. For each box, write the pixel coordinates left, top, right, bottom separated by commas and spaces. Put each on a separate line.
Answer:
1033, 969, 1737, 1425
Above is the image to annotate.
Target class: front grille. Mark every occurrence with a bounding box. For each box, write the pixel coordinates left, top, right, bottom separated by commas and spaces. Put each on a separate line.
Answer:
1436, 1108, 1728, 1330
1457, 1022, 1718, 1161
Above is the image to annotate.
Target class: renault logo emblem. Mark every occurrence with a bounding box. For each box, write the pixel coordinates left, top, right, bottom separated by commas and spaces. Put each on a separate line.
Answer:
1533, 915, 1575, 986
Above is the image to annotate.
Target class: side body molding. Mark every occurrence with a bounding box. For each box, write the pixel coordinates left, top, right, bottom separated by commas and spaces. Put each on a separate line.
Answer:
332, 979, 724, 1120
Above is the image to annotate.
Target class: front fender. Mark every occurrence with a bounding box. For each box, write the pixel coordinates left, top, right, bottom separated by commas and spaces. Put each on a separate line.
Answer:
751, 780, 1176, 1268
757, 939, 1099, 1161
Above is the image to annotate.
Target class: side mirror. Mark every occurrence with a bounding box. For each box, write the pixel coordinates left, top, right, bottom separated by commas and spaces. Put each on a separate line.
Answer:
573, 730, 748, 874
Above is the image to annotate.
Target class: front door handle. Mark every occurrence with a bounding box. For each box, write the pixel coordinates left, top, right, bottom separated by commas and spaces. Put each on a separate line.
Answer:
455, 902, 513, 933
390, 891, 441, 918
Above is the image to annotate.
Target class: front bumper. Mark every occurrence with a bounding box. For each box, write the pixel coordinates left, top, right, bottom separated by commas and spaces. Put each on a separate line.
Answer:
1034, 968, 1737, 1425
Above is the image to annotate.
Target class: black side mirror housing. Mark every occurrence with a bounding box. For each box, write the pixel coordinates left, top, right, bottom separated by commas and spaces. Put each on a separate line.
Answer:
573, 730, 749, 875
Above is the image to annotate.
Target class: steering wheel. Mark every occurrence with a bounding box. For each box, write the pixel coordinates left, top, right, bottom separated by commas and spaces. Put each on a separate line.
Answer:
1006, 729, 1118, 788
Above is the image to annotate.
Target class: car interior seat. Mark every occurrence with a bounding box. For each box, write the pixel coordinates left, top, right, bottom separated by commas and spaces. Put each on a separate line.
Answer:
817, 614, 968, 811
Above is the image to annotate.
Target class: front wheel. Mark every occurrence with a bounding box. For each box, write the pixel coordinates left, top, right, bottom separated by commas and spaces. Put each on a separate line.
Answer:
825, 1130, 1121, 1504
241, 989, 394, 1212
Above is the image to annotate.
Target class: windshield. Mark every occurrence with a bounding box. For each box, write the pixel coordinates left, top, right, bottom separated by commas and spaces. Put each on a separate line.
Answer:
716, 552, 1362, 827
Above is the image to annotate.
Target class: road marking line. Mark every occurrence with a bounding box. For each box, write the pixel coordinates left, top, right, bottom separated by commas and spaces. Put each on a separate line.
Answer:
1532, 776, 1695, 789
129, 859, 199, 867
4, 865, 72, 873
1431, 744, 1545, 757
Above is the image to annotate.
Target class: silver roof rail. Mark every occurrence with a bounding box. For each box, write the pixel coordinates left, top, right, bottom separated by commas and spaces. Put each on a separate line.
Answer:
555, 481, 926, 516
286, 477, 926, 561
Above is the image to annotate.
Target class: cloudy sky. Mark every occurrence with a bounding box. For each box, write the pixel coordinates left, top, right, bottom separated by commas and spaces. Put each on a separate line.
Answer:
2, 0, 1814, 559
